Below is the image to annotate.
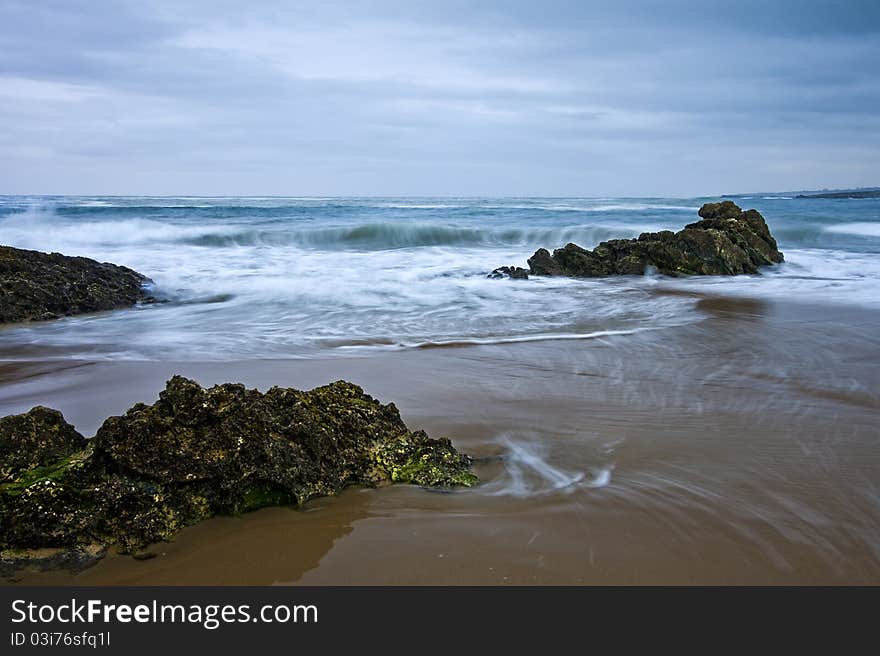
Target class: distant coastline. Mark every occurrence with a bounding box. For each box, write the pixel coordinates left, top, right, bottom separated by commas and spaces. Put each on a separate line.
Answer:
795, 189, 880, 199
723, 188, 880, 200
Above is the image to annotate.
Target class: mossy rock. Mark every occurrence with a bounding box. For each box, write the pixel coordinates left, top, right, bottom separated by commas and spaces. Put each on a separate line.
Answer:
0, 377, 477, 569
0, 407, 87, 483
518, 201, 783, 278
0, 245, 156, 324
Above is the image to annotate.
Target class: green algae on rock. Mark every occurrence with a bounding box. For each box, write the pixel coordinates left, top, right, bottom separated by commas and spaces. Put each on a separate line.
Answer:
0, 406, 86, 483
495, 201, 784, 279
0, 245, 156, 324
0, 377, 477, 573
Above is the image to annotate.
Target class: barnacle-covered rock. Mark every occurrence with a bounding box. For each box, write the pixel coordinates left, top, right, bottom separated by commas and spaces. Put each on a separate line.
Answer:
0, 377, 477, 571
0, 406, 86, 482
513, 202, 783, 278
0, 245, 156, 324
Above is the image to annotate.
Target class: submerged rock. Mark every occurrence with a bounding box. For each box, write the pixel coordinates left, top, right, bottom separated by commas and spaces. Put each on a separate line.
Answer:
0, 377, 477, 571
0, 245, 156, 324
505, 202, 783, 278
488, 266, 530, 280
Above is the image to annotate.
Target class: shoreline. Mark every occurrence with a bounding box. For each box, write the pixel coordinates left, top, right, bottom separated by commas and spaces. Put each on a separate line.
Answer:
2, 294, 879, 585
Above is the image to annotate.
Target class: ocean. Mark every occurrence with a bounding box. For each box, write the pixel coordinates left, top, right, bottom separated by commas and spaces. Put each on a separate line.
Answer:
0, 195, 878, 361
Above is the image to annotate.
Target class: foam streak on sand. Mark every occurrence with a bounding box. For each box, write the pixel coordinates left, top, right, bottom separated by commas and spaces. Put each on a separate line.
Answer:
481, 435, 592, 498
406, 329, 645, 349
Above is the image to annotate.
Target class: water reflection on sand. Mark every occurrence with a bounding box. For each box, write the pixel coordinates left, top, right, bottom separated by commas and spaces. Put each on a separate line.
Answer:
4, 294, 879, 585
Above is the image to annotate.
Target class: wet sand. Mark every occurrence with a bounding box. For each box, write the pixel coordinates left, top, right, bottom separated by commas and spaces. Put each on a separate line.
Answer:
3, 295, 879, 585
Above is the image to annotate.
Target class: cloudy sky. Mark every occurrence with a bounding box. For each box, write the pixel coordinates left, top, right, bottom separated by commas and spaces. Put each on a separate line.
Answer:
1, 0, 878, 196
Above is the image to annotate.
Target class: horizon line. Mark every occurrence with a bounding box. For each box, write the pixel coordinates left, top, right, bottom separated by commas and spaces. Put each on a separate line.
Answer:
1, 187, 877, 200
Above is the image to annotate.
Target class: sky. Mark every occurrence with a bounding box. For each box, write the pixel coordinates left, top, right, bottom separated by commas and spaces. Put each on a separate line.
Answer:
1, 0, 878, 197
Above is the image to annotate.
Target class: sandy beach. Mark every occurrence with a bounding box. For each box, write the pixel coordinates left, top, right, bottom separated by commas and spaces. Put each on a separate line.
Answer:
4, 292, 878, 585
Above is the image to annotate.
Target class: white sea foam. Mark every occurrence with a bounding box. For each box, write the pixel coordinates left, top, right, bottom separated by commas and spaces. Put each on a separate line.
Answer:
367, 203, 461, 209
0, 214, 242, 248
659, 248, 880, 309
403, 329, 647, 349
75, 200, 114, 207
480, 435, 613, 497
482, 437, 585, 497
576, 203, 698, 212
825, 222, 880, 238
494, 203, 698, 213
1, 196, 878, 361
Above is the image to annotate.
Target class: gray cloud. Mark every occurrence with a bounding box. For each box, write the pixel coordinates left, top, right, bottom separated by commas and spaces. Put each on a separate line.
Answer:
1, 0, 878, 195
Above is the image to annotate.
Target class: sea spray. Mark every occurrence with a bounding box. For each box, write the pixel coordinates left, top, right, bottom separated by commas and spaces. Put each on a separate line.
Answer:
1, 195, 879, 360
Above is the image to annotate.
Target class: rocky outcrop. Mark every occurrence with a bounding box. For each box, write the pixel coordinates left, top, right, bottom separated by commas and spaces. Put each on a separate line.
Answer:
494, 202, 783, 279
488, 266, 530, 280
0, 407, 86, 483
0, 245, 156, 324
0, 377, 477, 572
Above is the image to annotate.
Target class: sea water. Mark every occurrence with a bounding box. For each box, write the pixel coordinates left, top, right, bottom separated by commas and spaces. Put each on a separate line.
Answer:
0, 195, 878, 361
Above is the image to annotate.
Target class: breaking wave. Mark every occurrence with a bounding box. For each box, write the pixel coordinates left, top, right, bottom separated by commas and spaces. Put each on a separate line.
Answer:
0, 212, 658, 251
182, 223, 657, 250
825, 222, 880, 238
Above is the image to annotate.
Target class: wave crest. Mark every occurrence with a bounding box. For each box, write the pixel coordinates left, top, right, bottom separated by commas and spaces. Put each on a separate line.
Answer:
184, 223, 657, 250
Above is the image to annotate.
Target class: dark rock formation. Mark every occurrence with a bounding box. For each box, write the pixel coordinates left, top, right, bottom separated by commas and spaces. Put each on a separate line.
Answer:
0, 407, 86, 483
488, 266, 530, 280
0, 245, 156, 324
0, 377, 476, 572
500, 201, 783, 279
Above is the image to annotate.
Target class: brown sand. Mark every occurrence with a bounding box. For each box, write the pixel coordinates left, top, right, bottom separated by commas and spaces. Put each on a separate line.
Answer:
3, 297, 879, 585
